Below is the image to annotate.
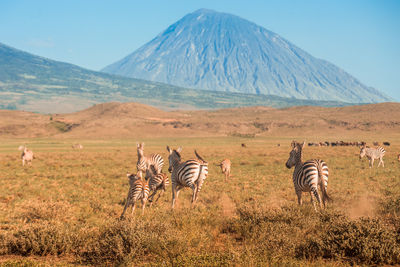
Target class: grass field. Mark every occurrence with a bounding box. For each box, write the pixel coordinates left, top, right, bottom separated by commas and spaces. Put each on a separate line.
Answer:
0, 136, 399, 266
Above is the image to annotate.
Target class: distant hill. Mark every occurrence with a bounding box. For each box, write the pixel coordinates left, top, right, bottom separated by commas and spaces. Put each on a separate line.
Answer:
103, 9, 392, 103
0, 42, 350, 113
1, 101, 399, 138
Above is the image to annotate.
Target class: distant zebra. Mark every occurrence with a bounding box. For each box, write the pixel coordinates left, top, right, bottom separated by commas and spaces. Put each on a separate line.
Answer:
216, 159, 231, 181
147, 171, 170, 207
19, 145, 34, 166
167, 146, 208, 209
136, 142, 164, 175
359, 146, 385, 168
285, 141, 330, 210
120, 171, 150, 219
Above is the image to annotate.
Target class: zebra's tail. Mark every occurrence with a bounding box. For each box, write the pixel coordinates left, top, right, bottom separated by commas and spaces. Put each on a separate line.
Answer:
194, 150, 208, 165
317, 163, 331, 203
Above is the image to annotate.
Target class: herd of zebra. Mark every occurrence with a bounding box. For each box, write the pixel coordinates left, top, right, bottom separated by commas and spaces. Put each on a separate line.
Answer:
17, 141, 397, 217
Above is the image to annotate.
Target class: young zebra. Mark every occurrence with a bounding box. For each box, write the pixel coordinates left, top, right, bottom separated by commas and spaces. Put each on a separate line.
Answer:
136, 142, 164, 175
19, 145, 34, 166
166, 146, 208, 209
285, 141, 330, 211
359, 145, 385, 168
147, 171, 170, 207
216, 159, 231, 181
120, 171, 150, 219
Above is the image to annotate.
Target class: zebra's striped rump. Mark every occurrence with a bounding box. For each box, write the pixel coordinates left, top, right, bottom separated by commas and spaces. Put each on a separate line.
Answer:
120, 171, 150, 218
167, 146, 208, 209
136, 142, 164, 174
286, 141, 330, 210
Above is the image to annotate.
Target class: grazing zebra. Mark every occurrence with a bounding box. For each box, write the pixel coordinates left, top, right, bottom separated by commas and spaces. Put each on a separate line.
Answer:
120, 171, 150, 218
285, 141, 330, 211
19, 145, 34, 166
359, 146, 385, 168
216, 159, 231, 181
147, 171, 170, 207
166, 146, 208, 209
136, 142, 164, 175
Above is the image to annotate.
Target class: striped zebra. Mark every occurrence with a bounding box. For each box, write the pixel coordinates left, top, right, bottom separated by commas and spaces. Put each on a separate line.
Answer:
120, 171, 150, 219
166, 146, 208, 209
285, 141, 330, 211
359, 145, 385, 168
147, 171, 170, 207
136, 142, 164, 175
216, 159, 231, 181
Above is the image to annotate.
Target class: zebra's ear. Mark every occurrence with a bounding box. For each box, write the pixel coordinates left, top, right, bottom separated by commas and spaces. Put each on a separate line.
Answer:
127, 173, 131, 178
177, 147, 182, 153
291, 141, 296, 148
137, 143, 140, 148
167, 146, 172, 154
301, 141, 306, 148
141, 142, 144, 148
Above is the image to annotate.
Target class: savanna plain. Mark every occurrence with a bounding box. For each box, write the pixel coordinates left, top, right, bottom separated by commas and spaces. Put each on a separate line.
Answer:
0, 104, 400, 266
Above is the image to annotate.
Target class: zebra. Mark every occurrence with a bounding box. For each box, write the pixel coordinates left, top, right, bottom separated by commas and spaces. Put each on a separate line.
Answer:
147, 171, 170, 207
216, 159, 231, 181
285, 141, 330, 211
120, 171, 150, 219
136, 142, 164, 175
359, 145, 385, 168
166, 146, 208, 209
19, 145, 34, 166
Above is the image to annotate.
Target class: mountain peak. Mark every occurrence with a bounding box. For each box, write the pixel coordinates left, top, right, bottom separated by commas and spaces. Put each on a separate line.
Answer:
102, 9, 391, 103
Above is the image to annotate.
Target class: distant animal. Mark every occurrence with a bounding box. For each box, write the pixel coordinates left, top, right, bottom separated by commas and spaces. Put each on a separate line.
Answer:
373, 141, 379, 146
397, 154, 400, 162
147, 171, 170, 207
359, 145, 385, 168
277, 144, 280, 147
19, 145, 34, 166
383, 142, 390, 146
241, 143, 247, 148
285, 141, 330, 211
136, 142, 164, 174
72, 143, 83, 149
120, 171, 150, 219
216, 159, 231, 181
167, 146, 208, 209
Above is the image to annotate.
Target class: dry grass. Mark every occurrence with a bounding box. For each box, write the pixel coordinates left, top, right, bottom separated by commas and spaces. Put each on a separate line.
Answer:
0, 135, 399, 266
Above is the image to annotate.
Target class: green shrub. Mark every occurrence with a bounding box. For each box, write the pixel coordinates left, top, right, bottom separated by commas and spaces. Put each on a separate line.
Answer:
297, 216, 400, 265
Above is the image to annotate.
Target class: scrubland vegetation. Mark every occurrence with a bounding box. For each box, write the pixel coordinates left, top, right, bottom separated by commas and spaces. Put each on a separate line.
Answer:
0, 136, 399, 266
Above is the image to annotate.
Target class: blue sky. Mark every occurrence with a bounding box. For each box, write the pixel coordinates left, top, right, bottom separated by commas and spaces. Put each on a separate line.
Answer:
1, 0, 399, 100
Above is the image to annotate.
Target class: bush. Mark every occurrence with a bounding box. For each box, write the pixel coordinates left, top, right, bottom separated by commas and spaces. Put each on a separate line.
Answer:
297, 216, 400, 265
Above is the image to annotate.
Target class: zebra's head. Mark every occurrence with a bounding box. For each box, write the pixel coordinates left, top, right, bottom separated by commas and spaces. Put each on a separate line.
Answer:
285, 141, 305, 168
359, 146, 367, 159
127, 171, 142, 186
166, 146, 182, 173
137, 142, 144, 157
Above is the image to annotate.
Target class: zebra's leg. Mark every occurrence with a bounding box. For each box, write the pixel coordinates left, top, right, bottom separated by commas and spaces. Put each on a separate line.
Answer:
148, 190, 157, 208
141, 198, 147, 215
154, 189, 164, 203
120, 199, 130, 219
370, 158, 374, 168
171, 184, 177, 209
379, 157, 384, 167
131, 201, 136, 215
296, 190, 303, 205
191, 184, 198, 208
22, 159, 25, 166
309, 192, 313, 203
311, 187, 322, 211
